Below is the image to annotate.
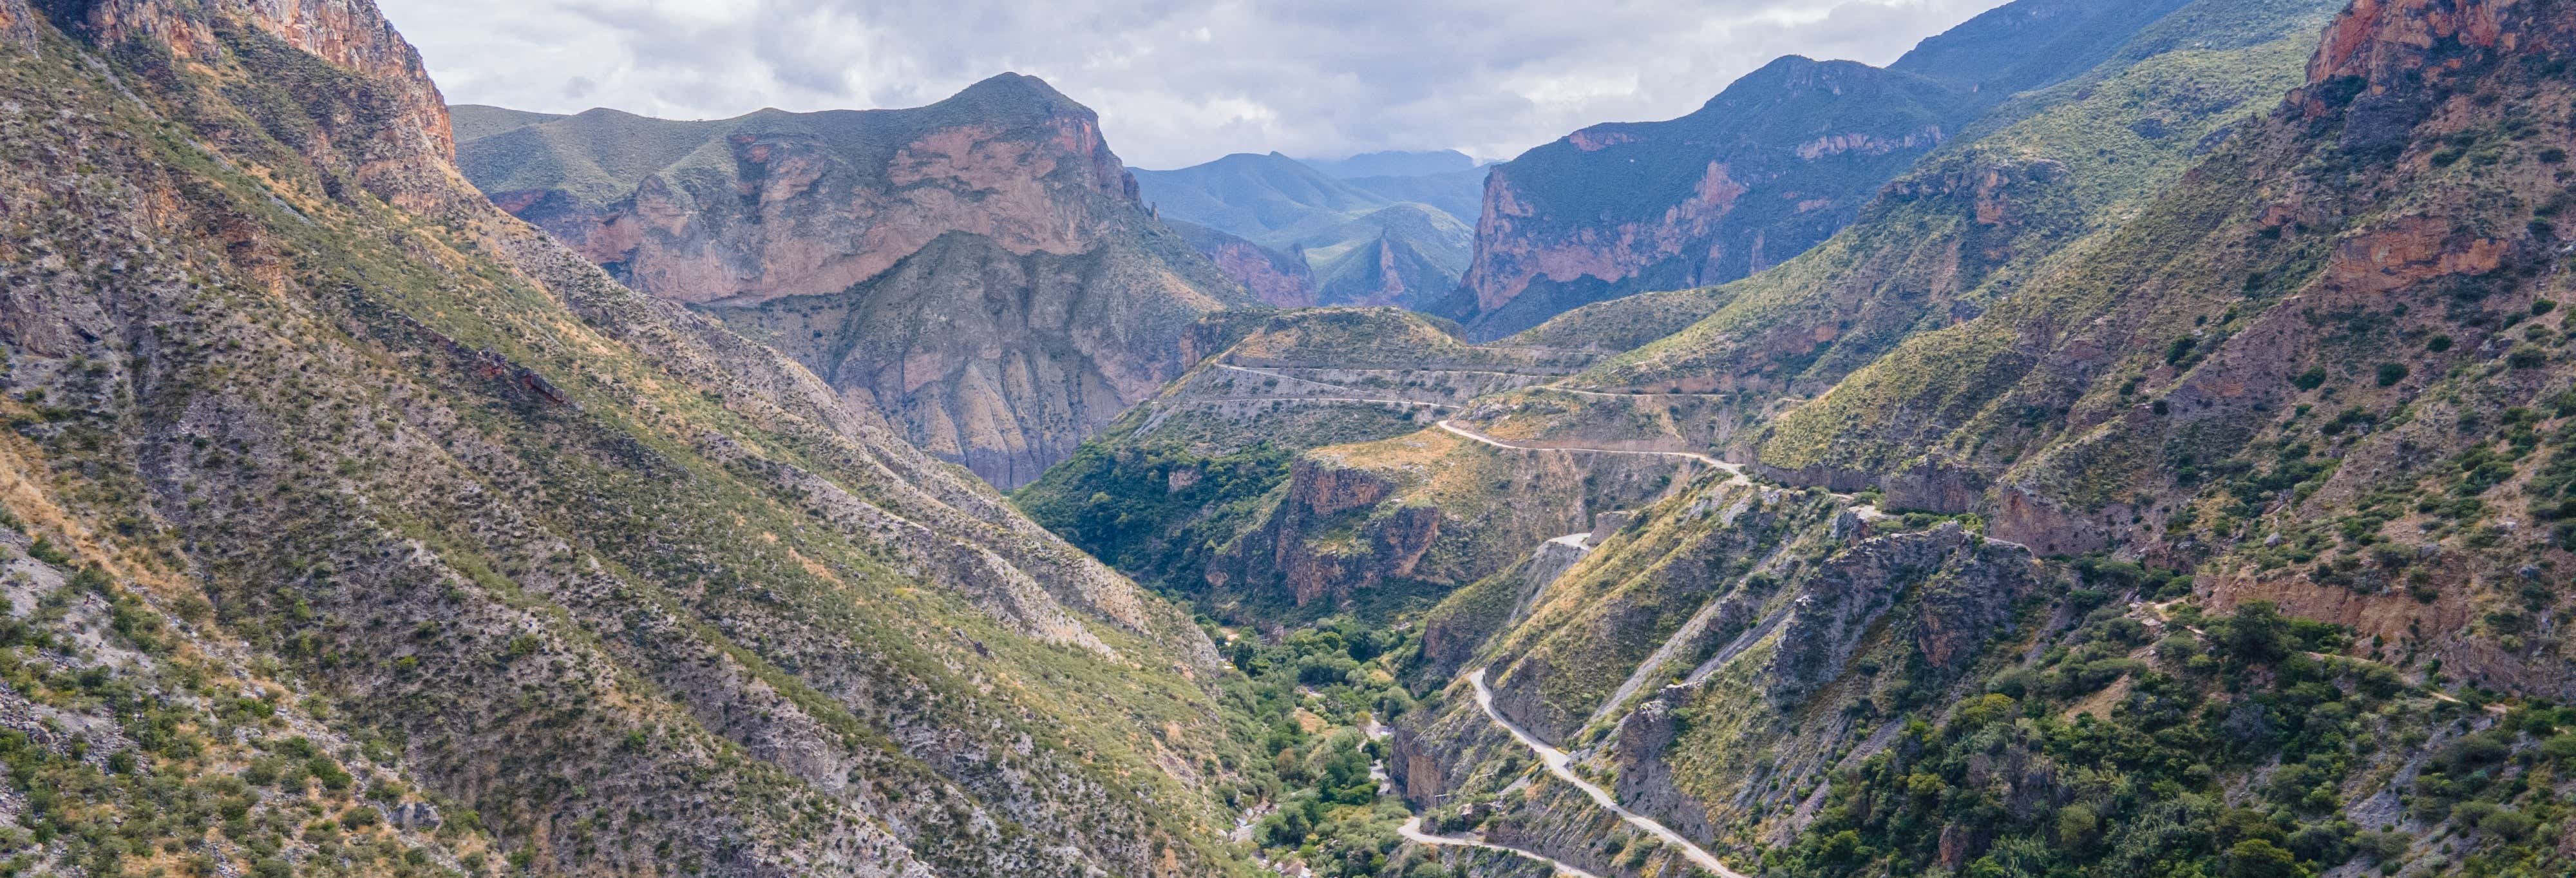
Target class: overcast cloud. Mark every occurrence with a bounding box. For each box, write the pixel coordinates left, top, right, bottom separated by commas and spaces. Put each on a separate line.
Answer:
381, 0, 2009, 169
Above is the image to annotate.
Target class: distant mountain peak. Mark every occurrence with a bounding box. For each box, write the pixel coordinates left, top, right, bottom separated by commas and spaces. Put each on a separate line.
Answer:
1302, 149, 1479, 179
943, 70, 1092, 117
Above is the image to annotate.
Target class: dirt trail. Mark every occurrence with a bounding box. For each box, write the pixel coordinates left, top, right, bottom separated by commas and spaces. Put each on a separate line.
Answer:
1434, 421, 1751, 488
1398, 817, 1605, 878
1468, 670, 1750, 878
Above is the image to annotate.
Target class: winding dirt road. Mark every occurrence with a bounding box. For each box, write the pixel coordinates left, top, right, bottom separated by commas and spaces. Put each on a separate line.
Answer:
1398, 817, 1605, 878
1432, 421, 1750, 488
1468, 670, 1750, 878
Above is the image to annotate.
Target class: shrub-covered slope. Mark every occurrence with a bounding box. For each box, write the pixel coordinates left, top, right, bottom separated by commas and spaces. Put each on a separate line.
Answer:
1477, 0, 2341, 455
0, 3, 1272, 875
1370, 3, 2576, 878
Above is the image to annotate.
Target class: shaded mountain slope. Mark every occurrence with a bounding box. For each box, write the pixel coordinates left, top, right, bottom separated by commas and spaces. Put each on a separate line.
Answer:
0, 3, 1269, 875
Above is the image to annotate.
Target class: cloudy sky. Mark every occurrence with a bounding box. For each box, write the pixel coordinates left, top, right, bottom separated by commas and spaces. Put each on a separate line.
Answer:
381, 0, 2011, 170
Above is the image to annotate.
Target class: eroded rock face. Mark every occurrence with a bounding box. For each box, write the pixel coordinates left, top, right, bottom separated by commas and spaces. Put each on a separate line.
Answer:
455, 77, 1255, 486
1213, 434, 1704, 610
1444, 56, 1962, 341
1766, 524, 2036, 705
41, 0, 457, 209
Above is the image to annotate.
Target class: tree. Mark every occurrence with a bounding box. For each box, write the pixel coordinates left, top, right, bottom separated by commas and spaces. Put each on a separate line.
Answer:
2225, 839, 2299, 878
2221, 602, 2291, 663
2056, 804, 2101, 850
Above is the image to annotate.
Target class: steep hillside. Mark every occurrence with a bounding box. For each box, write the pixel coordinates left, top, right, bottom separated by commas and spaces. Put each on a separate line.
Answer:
1370, 2, 2576, 878
0, 3, 1273, 875
1437, 0, 2201, 341
452, 82, 1256, 488
1136, 153, 1482, 309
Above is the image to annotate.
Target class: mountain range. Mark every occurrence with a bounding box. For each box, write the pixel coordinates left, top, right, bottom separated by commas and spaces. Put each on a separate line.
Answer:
9, 1, 2576, 878
1134, 152, 1484, 310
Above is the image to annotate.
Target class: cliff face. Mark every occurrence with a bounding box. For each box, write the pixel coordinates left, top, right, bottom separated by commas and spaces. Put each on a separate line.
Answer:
1441, 57, 1964, 341
1438, 0, 2201, 341
0, 3, 1261, 875
456, 81, 1256, 486
44, 0, 458, 209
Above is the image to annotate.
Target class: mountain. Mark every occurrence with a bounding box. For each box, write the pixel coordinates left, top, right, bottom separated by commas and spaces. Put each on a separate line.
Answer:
1022, 0, 2576, 875
1339, 167, 1491, 227
448, 104, 564, 141
1138, 152, 1397, 243
1135, 152, 1484, 309
451, 79, 1258, 488
1494, 0, 2343, 452
1302, 149, 1482, 179
0, 2, 1274, 875
1437, 0, 2202, 341
1377, 1, 2576, 877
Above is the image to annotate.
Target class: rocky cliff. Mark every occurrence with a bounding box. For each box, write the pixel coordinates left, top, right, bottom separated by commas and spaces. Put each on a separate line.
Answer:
1436, 0, 2202, 341
454, 81, 1257, 487
0, 3, 1265, 875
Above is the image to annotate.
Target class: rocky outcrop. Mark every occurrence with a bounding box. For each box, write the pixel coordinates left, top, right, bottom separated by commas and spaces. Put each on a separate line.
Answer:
1611, 698, 1716, 843
1211, 430, 1707, 610
1880, 455, 1989, 514
1171, 220, 1317, 307
456, 78, 1256, 486
40, 0, 458, 208
2306, 0, 2515, 90
1766, 524, 2036, 705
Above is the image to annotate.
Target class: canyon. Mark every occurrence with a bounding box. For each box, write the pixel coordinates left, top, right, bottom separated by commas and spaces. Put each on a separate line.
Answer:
6, 0, 2576, 877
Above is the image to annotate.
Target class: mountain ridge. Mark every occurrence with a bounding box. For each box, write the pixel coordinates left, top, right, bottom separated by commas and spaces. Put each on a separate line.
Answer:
1436, 0, 2203, 341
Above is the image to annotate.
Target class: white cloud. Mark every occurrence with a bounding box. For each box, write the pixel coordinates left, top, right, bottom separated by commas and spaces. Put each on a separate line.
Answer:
382, 0, 2008, 168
